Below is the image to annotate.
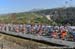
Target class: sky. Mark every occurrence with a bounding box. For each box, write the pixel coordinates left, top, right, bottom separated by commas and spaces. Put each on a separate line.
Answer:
0, 0, 75, 14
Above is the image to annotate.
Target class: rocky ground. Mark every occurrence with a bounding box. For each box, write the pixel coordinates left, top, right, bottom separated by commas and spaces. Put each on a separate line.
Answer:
0, 33, 66, 49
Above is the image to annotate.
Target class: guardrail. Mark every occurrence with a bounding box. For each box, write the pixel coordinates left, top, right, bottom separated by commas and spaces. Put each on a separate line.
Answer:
0, 31, 75, 48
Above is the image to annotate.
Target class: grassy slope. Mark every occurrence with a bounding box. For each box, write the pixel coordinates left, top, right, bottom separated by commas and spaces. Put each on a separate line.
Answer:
0, 12, 52, 24
0, 33, 54, 49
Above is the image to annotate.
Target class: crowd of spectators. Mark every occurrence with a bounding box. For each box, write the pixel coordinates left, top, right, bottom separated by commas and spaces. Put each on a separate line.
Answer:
0, 24, 74, 41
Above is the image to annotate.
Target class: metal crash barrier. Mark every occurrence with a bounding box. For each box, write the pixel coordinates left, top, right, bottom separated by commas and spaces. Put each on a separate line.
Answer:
0, 31, 75, 48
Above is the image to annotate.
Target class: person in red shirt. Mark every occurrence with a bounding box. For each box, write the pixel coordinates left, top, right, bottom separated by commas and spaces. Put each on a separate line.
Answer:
61, 30, 67, 40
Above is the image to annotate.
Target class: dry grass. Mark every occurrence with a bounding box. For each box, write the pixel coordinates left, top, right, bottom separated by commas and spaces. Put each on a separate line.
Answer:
0, 33, 67, 49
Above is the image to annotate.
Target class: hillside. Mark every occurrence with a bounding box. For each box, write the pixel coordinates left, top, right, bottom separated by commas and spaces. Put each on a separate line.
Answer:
0, 7, 75, 25
34, 7, 75, 25
0, 12, 53, 25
